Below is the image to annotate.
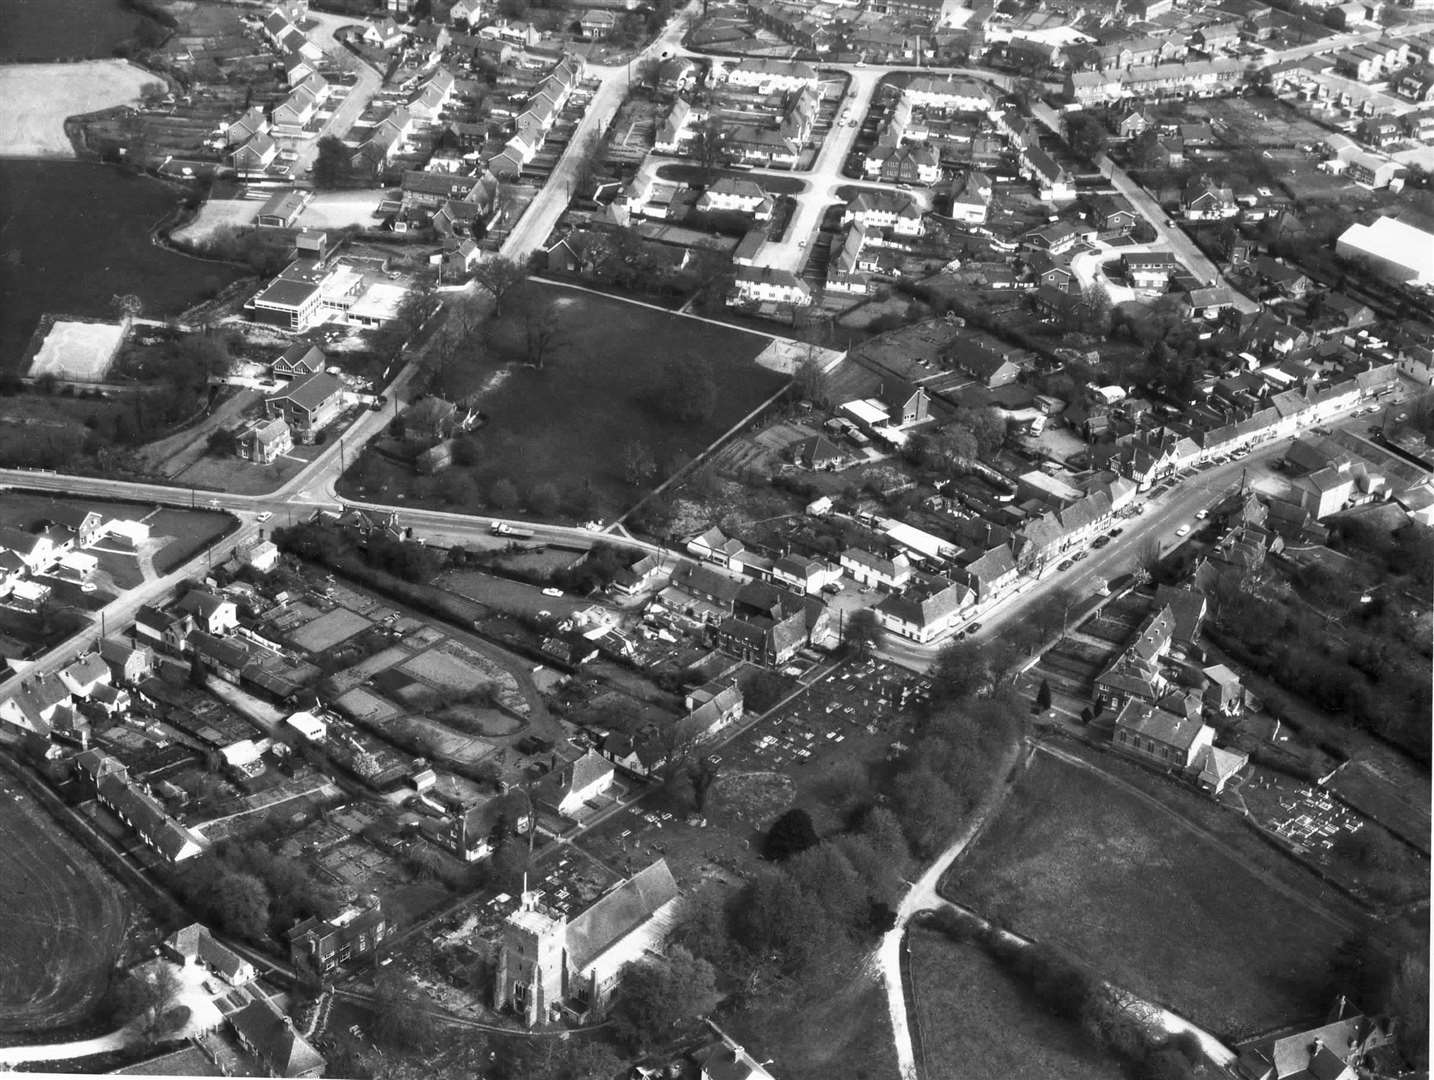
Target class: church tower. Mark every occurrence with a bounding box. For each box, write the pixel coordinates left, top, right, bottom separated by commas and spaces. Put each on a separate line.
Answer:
492, 883, 567, 1026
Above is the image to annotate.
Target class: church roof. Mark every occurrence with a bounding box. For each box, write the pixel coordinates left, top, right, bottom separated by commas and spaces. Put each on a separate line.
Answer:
566, 858, 679, 972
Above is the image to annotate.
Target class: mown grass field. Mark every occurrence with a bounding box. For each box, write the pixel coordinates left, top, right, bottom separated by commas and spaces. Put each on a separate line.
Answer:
0, 772, 131, 1037
943, 751, 1350, 1037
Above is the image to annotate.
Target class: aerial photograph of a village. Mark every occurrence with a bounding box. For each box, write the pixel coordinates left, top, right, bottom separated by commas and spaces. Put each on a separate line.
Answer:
0, 0, 1431, 1071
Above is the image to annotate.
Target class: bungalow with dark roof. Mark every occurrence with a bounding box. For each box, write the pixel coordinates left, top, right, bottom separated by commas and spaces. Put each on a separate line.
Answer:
165, 923, 255, 986
229, 996, 325, 1078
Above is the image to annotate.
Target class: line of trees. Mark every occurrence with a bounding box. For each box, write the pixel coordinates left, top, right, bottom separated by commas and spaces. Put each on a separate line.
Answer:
925, 906, 1216, 1080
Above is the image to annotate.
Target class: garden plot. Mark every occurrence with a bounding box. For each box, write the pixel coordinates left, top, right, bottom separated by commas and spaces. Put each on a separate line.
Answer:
389, 715, 499, 765
335, 687, 402, 723
289, 606, 371, 653
400, 640, 528, 715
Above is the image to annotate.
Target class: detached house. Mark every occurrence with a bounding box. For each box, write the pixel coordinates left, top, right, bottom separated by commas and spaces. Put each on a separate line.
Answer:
58, 653, 112, 699
0, 524, 62, 574
0, 674, 73, 735
272, 342, 325, 378
44, 507, 104, 549
176, 589, 239, 636
264, 370, 345, 442
844, 190, 924, 237
235, 415, 293, 465
1182, 175, 1237, 220
288, 899, 393, 978
229, 997, 325, 1078
535, 750, 615, 820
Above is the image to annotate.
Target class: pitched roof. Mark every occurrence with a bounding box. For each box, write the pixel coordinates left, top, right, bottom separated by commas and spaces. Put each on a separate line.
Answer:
269, 370, 343, 412
1115, 700, 1209, 752
566, 858, 680, 971
229, 997, 325, 1077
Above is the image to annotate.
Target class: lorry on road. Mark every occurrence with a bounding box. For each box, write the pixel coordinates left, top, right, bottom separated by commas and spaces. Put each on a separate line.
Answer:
490, 521, 536, 539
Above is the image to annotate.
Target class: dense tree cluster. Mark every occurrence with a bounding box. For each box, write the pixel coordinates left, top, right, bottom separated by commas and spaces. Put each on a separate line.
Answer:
274, 521, 443, 585
1209, 550, 1431, 763
173, 841, 333, 943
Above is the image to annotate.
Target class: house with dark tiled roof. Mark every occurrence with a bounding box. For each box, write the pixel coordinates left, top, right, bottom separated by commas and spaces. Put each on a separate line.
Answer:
772, 553, 840, 596
666, 561, 737, 605
101, 637, 154, 685
954, 543, 1018, 602
265, 370, 345, 442
610, 551, 670, 596
0, 524, 63, 575
686, 527, 747, 570
536, 749, 615, 819
272, 343, 325, 379
230, 996, 325, 1078
165, 923, 255, 985
58, 652, 112, 699
43, 506, 104, 549
77, 749, 206, 862
790, 434, 848, 471
948, 339, 1023, 387
875, 574, 972, 643
176, 589, 239, 636
1235, 1001, 1396, 1080
0, 674, 73, 735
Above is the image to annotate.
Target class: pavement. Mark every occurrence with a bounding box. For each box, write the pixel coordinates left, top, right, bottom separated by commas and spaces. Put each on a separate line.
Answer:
500, 2, 702, 262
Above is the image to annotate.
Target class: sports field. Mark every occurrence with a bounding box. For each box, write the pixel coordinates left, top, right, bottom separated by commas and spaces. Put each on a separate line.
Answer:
0, 773, 131, 1035
27, 320, 126, 381
0, 61, 151, 157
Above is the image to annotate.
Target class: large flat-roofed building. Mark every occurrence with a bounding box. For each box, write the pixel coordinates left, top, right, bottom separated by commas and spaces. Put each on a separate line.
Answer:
251, 259, 366, 331
1335, 216, 1434, 287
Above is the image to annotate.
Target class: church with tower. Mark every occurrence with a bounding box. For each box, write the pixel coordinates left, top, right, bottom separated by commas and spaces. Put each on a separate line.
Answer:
493, 859, 681, 1025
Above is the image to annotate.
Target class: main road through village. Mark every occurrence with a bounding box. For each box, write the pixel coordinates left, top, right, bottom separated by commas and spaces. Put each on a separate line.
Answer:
0, 12, 1425, 1072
